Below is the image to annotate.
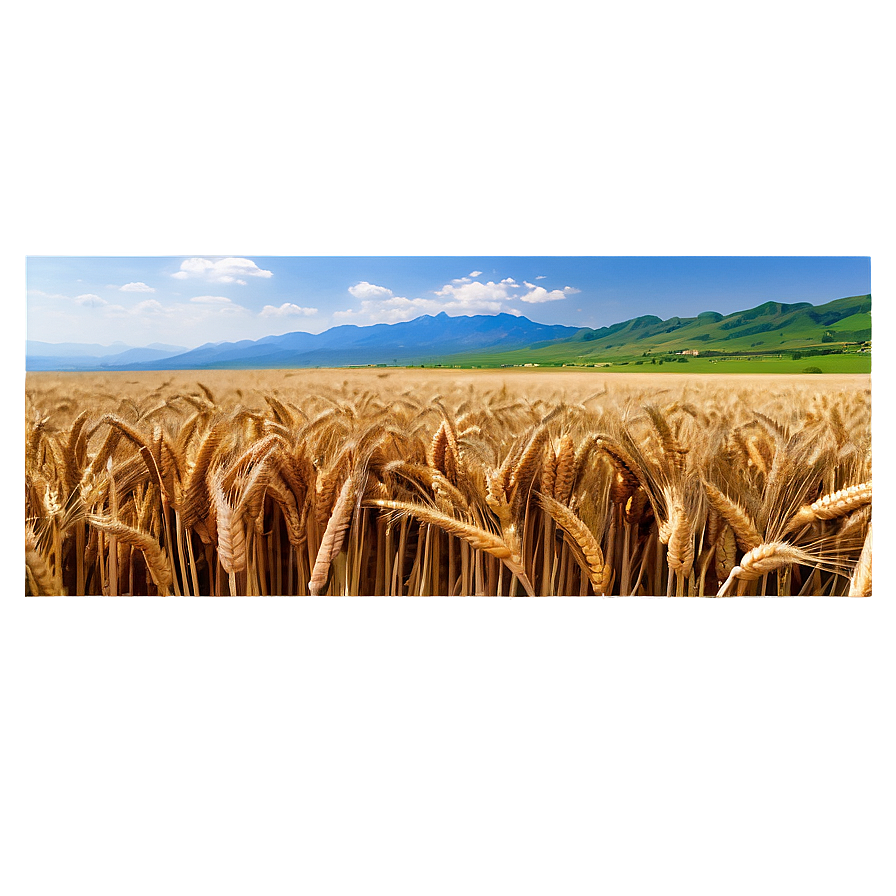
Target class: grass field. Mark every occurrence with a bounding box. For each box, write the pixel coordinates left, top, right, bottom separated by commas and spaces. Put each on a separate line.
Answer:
589, 354, 871, 374
438, 347, 870, 373
25, 370, 872, 597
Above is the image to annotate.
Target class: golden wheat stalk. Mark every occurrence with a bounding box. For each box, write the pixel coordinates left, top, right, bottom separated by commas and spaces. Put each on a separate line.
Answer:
702, 481, 763, 552
594, 437, 643, 504
715, 524, 737, 582
87, 514, 173, 594
537, 493, 610, 594
212, 475, 247, 576
666, 501, 694, 579
370, 498, 534, 596
432, 471, 470, 513
309, 475, 357, 595
848, 523, 872, 597
716, 542, 815, 597
25, 526, 57, 595
552, 435, 576, 504
784, 481, 872, 533
644, 404, 689, 478
509, 426, 548, 520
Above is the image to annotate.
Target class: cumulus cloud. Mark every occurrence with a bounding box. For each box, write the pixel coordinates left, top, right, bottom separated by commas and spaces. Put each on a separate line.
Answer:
348, 281, 394, 300
120, 282, 155, 293
172, 257, 273, 284
75, 294, 107, 307
335, 295, 442, 323
260, 303, 318, 318
340, 281, 448, 324
518, 285, 580, 304
337, 274, 584, 324
469, 270, 482, 277
434, 278, 516, 312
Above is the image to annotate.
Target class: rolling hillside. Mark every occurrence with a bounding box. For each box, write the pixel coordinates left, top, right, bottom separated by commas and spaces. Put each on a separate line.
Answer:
25, 295, 870, 372
443, 295, 871, 366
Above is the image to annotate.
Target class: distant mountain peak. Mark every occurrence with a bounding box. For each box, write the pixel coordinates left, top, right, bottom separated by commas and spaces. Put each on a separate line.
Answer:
25, 296, 870, 372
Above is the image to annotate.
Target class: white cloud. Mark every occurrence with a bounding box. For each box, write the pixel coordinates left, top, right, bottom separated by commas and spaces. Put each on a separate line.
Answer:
348, 281, 394, 300
535, 275, 546, 280
434, 278, 516, 311
469, 270, 482, 277
172, 257, 273, 283
335, 295, 443, 324
120, 282, 155, 293
260, 303, 318, 318
518, 285, 580, 304
75, 294, 107, 307
336, 275, 584, 324
340, 282, 448, 323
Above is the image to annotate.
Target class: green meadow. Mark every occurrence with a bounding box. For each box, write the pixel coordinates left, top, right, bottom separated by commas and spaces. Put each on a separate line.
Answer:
419, 294, 871, 373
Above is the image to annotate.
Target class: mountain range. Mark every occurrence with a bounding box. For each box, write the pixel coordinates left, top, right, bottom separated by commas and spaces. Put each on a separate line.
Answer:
25, 294, 871, 371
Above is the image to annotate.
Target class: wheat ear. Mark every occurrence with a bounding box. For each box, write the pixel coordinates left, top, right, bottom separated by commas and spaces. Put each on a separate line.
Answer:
87, 515, 173, 594
309, 475, 357, 595
212, 475, 247, 576
552, 435, 576, 504
370, 499, 534, 597
784, 481, 872, 533
181, 422, 225, 530
644, 404, 689, 478
537, 493, 610, 594
666, 501, 694, 578
594, 437, 643, 504
509, 426, 548, 520
848, 523, 872, 597
703, 481, 763, 552
715, 524, 737, 581
25, 527, 57, 595
717, 542, 812, 597
264, 394, 295, 426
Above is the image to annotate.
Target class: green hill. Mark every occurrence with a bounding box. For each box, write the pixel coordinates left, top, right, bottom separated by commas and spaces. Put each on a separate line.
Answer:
436, 294, 871, 371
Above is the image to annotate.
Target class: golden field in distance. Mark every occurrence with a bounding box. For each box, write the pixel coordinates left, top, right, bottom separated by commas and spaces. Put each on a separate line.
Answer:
25, 370, 872, 597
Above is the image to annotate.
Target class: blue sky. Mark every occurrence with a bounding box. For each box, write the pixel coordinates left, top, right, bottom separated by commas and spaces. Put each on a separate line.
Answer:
27, 256, 871, 348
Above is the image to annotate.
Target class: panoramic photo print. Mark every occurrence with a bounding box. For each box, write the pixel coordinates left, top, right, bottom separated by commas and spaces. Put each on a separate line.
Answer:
25, 256, 872, 596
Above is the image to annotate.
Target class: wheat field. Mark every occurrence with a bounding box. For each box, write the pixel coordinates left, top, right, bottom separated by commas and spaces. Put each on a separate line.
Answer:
24, 370, 871, 597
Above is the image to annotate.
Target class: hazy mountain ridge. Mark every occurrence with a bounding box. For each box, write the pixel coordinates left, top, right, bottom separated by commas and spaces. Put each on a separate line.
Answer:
36, 313, 583, 371
26, 342, 190, 371
25, 296, 870, 371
